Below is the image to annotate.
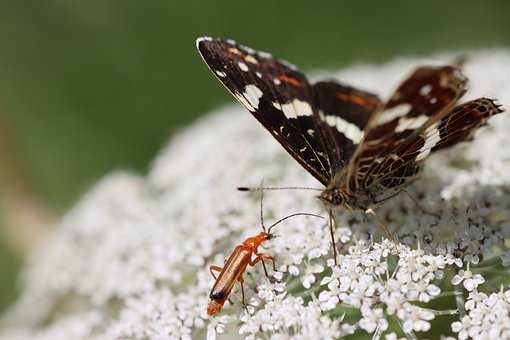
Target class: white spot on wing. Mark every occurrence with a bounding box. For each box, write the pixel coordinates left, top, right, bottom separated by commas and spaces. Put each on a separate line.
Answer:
238, 61, 249, 72
273, 99, 313, 118
258, 51, 272, 59
255, 72, 262, 78
228, 47, 241, 55
419, 84, 433, 96
273, 78, 281, 85
416, 121, 441, 161
235, 85, 263, 111
215, 70, 227, 78
374, 103, 412, 126
395, 115, 428, 132
240, 45, 255, 54
245, 55, 258, 64
319, 111, 364, 143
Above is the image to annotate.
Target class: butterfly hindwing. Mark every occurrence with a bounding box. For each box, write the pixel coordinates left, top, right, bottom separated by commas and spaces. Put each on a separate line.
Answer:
421, 98, 503, 154
346, 64, 469, 195
312, 81, 382, 172
197, 37, 331, 185
366, 65, 467, 136
348, 65, 503, 197
394, 98, 503, 164
366, 98, 503, 196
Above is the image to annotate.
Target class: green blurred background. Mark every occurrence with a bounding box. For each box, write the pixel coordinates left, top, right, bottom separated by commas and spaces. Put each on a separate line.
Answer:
0, 0, 508, 313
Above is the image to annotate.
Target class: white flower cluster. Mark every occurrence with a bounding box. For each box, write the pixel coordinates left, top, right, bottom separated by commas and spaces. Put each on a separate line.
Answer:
0, 50, 509, 340
452, 288, 510, 339
239, 239, 458, 339
318, 240, 452, 335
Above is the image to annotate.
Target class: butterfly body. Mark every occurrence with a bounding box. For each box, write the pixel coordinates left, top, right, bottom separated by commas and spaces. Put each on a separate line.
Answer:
321, 182, 376, 212
197, 36, 504, 229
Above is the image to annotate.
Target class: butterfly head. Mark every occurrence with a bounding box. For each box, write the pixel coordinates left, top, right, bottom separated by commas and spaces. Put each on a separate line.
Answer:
319, 188, 346, 207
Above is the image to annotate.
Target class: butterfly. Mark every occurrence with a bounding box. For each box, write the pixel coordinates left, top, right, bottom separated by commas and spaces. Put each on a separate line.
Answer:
196, 37, 504, 259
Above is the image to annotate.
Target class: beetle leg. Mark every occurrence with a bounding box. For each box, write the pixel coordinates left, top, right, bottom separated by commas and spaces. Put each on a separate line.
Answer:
250, 253, 276, 278
237, 275, 249, 313
209, 265, 222, 280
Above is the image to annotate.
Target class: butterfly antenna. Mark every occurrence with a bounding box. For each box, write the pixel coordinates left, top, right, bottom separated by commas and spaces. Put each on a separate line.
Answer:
238, 186, 322, 192
259, 179, 266, 232
267, 212, 323, 234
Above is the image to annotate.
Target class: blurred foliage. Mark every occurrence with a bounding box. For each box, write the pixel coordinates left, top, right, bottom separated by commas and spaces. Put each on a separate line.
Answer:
0, 0, 509, 211
0, 231, 20, 312
0, 0, 508, 314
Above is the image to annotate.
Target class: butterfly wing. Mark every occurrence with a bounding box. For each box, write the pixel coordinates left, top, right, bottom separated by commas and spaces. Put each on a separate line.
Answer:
197, 37, 331, 185
365, 98, 503, 197
312, 81, 382, 173
344, 64, 469, 194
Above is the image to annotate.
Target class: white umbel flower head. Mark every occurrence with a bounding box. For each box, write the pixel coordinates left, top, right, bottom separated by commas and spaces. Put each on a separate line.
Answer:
1, 49, 510, 339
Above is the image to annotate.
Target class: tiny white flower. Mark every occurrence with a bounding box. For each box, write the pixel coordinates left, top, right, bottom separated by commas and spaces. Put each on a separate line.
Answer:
451, 316, 472, 340
399, 304, 434, 333
308, 247, 322, 259
288, 265, 300, 276
385, 332, 406, 340
336, 227, 352, 243
451, 269, 485, 291
301, 263, 324, 289
318, 290, 339, 311
206, 315, 230, 340
465, 290, 488, 310
272, 271, 284, 281
359, 305, 388, 333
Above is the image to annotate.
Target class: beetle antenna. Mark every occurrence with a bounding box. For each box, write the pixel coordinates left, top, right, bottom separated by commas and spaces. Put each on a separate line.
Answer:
267, 212, 323, 234
259, 179, 265, 232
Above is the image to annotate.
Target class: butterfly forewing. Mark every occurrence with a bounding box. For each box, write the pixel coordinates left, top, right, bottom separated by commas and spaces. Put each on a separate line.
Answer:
197, 37, 331, 185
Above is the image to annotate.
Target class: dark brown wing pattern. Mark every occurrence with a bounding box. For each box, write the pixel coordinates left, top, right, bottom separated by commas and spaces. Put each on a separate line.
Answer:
197, 37, 504, 211
313, 81, 382, 173
197, 37, 383, 186
197, 37, 331, 185
346, 65, 503, 199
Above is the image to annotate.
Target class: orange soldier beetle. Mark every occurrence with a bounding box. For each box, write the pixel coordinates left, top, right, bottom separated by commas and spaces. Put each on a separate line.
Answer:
207, 190, 323, 316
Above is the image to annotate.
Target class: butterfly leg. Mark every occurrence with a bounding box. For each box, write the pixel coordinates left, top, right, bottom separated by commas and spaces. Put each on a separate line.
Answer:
373, 190, 403, 204
328, 209, 339, 266
402, 189, 440, 219
365, 208, 397, 242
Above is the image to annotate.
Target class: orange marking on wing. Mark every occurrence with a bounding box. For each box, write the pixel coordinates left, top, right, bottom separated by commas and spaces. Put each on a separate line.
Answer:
228, 47, 242, 55
278, 74, 301, 87
336, 91, 377, 109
